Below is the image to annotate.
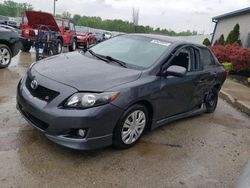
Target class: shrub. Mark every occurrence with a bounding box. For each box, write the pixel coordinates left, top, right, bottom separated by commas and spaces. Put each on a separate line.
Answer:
210, 44, 250, 74
203, 38, 211, 46
225, 24, 240, 45
214, 34, 225, 45
222, 62, 233, 72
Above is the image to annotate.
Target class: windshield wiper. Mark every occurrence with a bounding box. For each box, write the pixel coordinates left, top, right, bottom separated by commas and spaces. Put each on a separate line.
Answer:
105, 56, 127, 68
88, 50, 127, 68
88, 49, 109, 63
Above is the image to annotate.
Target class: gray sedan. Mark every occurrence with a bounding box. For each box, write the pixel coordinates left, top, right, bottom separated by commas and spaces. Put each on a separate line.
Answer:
17, 34, 227, 150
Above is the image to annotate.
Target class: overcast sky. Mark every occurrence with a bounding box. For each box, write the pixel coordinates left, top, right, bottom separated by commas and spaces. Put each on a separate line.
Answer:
1, 0, 250, 33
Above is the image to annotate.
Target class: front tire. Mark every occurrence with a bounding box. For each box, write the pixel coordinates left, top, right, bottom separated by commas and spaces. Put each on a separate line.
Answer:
69, 39, 76, 52
113, 104, 148, 149
205, 88, 218, 113
0, 44, 12, 68
56, 39, 63, 54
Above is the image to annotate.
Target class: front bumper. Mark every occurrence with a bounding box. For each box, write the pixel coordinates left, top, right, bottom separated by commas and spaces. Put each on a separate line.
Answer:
16, 72, 123, 150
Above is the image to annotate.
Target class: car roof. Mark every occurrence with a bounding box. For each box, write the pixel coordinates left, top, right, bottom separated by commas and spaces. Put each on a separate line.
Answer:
126, 33, 204, 47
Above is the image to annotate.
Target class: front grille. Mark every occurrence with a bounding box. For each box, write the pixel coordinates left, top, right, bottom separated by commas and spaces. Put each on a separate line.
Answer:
18, 103, 49, 131
26, 76, 59, 102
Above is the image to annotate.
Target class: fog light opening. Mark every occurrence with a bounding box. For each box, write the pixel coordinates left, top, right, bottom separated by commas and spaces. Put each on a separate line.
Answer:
78, 129, 86, 137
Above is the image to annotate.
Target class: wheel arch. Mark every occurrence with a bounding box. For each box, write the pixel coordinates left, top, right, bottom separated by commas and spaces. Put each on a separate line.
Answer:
0, 40, 12, 56
214, 83, 221, 91
57, 36, 64, 45
125, 99, 154, 131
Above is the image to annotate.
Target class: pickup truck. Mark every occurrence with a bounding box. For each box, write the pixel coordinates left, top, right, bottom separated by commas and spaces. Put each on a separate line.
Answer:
20, 11, 77, 53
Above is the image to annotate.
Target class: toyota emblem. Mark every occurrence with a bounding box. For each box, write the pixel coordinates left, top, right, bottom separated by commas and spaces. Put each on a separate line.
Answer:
30, 79, 38, 90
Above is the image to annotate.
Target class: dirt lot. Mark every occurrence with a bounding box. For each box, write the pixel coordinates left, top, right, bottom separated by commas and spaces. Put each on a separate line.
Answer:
0, 50, 250, 188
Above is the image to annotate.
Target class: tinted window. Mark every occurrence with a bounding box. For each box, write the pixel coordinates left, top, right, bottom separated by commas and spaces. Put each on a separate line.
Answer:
200, 48, 215, 67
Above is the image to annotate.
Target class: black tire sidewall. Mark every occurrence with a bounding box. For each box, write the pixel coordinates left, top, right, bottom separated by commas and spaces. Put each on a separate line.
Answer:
69, 39, 76, 52
205, 88, 218, 113
56, 40, 63, 54
113, 104, 148, 149
0, 44, 12, 68
21, 43, 31, 52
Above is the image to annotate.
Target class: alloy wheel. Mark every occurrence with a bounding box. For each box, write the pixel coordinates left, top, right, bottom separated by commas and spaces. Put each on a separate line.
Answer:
0, 47, 11, 65
121, 110, 146, 145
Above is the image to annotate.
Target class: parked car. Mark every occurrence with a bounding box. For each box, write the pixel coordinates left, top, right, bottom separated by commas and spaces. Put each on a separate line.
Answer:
0, 15, 8, 25
20, 11, 77, 53
16, 34, 227, 150
103, 31, 112, 40
94, 32, 105, 43
0, 25, 21, 68
76, 31, 96, 48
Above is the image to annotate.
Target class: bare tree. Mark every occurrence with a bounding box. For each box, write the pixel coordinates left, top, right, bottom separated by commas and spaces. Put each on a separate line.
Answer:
132, 6, 140, 32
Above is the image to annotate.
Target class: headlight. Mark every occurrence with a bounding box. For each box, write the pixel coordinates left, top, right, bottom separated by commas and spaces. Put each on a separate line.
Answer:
65, 92, 120, 109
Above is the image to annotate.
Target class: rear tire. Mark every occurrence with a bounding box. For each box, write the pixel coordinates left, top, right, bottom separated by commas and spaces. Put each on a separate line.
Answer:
113, 104, 148, 149
69, 39, 76, 52
21, 43, 31, 52
0, 44, 12, 68
205, 88, 218, 113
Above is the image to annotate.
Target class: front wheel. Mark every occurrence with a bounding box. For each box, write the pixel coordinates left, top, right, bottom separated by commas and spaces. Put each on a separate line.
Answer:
113, 104, 148, 149
205, 88, 218, 113
69, 39, 76, 52
56, 39, 63, 54
0, 44, 12, 68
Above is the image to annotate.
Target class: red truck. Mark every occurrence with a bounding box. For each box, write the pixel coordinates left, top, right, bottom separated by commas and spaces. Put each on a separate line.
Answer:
20, 11, 77, 53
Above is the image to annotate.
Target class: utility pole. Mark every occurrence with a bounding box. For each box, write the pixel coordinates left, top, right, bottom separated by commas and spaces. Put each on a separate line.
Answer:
53, 0, 57, 16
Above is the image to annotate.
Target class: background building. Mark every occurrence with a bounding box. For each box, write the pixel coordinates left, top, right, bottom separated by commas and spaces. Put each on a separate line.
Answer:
212, 7, 250, 48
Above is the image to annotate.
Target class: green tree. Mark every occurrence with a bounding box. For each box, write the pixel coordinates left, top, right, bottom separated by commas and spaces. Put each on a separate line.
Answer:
226, 24, 240, 45
214, 34, 225, 45
203, 38, 211, 46
62, 11, 71, 19
0, 0, 33, 17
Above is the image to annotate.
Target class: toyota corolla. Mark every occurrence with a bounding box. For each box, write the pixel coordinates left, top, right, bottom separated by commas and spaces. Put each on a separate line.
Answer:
16, 34, 227, 150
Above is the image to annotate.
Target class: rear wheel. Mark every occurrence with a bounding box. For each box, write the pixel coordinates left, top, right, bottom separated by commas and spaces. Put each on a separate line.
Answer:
205, 88, 218, 113
113, 104, 148, 149
69, 39, 76, 52
21, 42, 31, 52
0, 44, 12, 68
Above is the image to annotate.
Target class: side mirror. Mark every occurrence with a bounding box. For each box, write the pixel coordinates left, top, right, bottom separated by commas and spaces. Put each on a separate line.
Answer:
162, 65, 187, 77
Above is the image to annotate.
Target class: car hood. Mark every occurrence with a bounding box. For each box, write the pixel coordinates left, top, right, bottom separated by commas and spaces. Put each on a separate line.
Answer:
76, 32, 87, 36
32, 52, 142, 92
25, 11, 59, 32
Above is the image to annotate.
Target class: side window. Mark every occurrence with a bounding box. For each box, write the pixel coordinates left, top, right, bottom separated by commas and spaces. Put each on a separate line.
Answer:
70, 23, 75, 31
200, 48, 215, 67
169, 47, 193, 72
64, 21, 69, 29
194, 48, 201, 71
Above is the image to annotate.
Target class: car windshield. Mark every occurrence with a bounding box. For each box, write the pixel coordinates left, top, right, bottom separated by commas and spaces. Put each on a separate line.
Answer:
75, 26, 89, 33
56, 20, 62, 27
89, 35, 171, 69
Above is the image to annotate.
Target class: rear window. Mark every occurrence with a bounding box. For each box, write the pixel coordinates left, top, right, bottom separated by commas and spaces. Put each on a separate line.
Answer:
200, 48, 215, 67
